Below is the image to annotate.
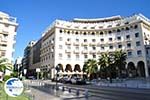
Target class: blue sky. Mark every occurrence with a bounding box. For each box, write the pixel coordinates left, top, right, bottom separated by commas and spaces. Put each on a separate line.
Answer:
0, 0, 150, 60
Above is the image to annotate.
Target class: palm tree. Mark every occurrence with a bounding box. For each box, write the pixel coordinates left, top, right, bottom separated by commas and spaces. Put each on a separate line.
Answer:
98, 52, 114, 82
113, 50, 127, 78
0, 58, 12, 73
83, 59, 98, 79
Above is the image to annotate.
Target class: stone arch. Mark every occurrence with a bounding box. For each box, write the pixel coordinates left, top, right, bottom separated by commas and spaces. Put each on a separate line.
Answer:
58, 64, 64, 72
137, 61, 145, 77
127, 62, 136, 77
74, 64, 81, 72
65, 64, 72, 72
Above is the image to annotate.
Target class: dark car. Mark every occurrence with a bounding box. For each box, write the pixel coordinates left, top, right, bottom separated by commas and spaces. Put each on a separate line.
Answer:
76, 78, 86, 85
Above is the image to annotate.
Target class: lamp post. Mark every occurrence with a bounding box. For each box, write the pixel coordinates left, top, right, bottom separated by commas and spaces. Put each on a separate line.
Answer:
55, 65, 59, 90
23, 69, 27, 80
36, 68, 40, 80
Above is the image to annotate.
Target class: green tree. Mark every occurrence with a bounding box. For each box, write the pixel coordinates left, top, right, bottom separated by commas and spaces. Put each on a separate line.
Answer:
98, 52, 114, 82
0, 58, 12, 73
83, 59, 98, 79
113, 50, 127, 78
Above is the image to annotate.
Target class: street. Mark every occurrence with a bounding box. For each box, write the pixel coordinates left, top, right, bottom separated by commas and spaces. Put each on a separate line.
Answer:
24, 80, 150, 100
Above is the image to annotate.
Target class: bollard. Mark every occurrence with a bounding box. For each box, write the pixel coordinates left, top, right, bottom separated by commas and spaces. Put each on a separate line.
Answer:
68, 88, 71, 93
52, 85, 55, 89
56, 86, 59, 90
85, 89, 89, 99
62, 87, 65, 91
76, 89, 80, 96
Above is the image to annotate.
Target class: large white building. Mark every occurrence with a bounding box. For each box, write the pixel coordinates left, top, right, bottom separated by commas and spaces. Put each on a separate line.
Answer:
0, 12, 18, 63
30, 14, 150, 79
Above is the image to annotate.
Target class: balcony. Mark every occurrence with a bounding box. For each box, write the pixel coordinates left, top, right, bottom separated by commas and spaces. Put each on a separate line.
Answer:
82, 50, 88, 54
115, 40, 122, 43
89, 42, 97, 46
97, 41, 105, 45
81, 42, 88, 46
126, 47, 134, 50
73, 42, 80, 46
65, 49, 71, 53
74, 50, 80, 54
107, 41, 115, 44
90, 50, 97, 54
65, 41, 71, 45
125, 38, 132, 42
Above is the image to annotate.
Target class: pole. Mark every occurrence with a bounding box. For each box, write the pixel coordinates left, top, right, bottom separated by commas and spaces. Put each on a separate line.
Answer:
56, 70, 58, 90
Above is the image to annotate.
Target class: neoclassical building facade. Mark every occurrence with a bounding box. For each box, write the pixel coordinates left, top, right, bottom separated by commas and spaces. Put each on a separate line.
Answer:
31, 14, 150, 78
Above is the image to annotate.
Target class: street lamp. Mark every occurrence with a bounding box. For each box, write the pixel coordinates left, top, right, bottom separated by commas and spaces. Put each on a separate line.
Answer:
55, 65, 60, 90
36, 68, 40, 80
23, 69, 27, 80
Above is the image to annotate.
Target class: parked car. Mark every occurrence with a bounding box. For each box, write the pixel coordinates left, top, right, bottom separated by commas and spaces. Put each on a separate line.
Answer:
70, 77, 77, 84
60, 77, 71, 84
76, 78, 86, 85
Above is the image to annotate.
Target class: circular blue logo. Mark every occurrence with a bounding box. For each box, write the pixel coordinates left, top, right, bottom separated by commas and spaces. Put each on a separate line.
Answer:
4, 78, 24, 97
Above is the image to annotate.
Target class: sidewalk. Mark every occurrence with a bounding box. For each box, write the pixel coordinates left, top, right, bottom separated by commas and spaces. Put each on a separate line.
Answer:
94, 78, 150, 89
24, 80, 104, 100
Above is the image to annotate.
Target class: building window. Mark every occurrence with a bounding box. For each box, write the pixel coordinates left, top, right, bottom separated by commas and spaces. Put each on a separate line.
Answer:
91, 32, 95, 35
128, 51, 132, 57
117, 29, 121, 32
101, 46, 104, 50
13, 35, 16, 41
76, 54, 79, 59
60, 29, 62, 33
108, 31, 112, 34
67, 54, 71, 59
109, 45, 113, 49
134, 25, 138, 29
117, 36, 121, 40
67, 45, 71, 49
59, 53, 62, 57
67, 38, 70, 41
75, 46, 79, 50
100, 38, 104, 42
67, 31, 70, 34
84, 46, 88, 50
126, 27, 130, 31
84, 39, 87, 42
59, 37, 63, 41
93, 54, 96, 58
83, 32, 87, 35
84, 54, 88, 58
75, 32, 78, 35
1, 51, 5, 56
126, 35, 130, 39
76, 38, 79, 42
135, 33, 139, 38
59, 45, 62, 49
100, 32, 103, 35
92, 46, 96, 50
136, 41, 141, 46
109, 38, 112, 41
118, 44, 122, 48
1, 44, 7, 47
137, 50, 142, 56
4, 24, 9, 27
127, 43, 131, 48
92, 39, 96, 42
